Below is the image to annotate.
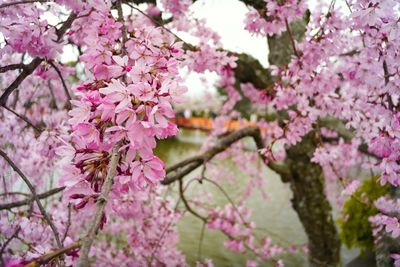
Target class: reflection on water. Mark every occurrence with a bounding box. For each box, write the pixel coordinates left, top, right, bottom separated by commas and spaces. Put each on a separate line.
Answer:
155, 129, 356, 267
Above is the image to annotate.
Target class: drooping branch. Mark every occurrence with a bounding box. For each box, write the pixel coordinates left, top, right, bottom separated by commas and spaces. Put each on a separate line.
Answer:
178, 179, 207, 222
285, 19, 300, 58
125, 2, 195, 50
0, 186, 65, 210
0, 149, 63, 249
0, 12, 77, 106
162, 126, 290, 185
76, 144, 121, 266
48, 61, 72, 102
62, 204, 72, 243
1, 104, 43, 133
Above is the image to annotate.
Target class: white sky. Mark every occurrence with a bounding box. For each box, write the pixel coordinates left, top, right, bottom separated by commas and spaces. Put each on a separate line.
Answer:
179, 0, 269, 98
189, 0, 269, 67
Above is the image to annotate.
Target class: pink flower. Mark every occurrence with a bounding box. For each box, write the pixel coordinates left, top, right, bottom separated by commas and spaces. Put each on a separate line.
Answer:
129, 60, 151, 83
73, 123, 100, 145
224, 239, 245, 252
109, 55, 132, 77
68, 100, 91, 125
386, 217, 400, 238
391, 254, 400, 267
131, 156, 165, 189
130, 82, 154, 102
341, 180, 360, 196
99, 79, 133, 113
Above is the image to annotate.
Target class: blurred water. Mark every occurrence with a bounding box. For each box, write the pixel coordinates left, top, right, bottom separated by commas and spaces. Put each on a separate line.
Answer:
155, 129, 358, 267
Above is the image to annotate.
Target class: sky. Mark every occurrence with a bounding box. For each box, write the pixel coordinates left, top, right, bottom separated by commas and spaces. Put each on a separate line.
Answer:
188, 0, 270, 67
177, 0, 269, 98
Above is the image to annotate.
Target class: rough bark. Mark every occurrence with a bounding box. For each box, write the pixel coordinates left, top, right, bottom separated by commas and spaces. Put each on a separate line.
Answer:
281, 134, 341, 266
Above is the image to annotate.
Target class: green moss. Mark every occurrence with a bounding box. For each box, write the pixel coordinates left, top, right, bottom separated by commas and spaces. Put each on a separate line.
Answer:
338, 177, 390, 252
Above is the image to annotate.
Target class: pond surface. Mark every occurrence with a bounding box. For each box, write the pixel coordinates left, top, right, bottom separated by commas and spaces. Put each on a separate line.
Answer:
156, 129, 359, 267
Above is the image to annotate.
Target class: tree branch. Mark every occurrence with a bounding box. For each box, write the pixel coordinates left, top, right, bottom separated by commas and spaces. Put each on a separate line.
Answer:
32, 242, 81, 265
48, 61, 72, 103
62, 203, 72, 243
126, 3, 195, 50
0, 186, 65, 210
0, 149, 63, 249
178, 179, 207, 222
1, 104, 43, 133
117, 0, 128, 47
76, 144, 120, 267
285, 19, 300, 58
0, 64, 26, 73
162, 126, 290, 185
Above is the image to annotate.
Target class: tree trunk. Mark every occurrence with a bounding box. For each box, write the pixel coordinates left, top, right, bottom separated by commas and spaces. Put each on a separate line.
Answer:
282, 133, 341, 266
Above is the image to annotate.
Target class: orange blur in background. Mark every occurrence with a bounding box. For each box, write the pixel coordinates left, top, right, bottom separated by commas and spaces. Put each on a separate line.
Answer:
173, 117, 258, 132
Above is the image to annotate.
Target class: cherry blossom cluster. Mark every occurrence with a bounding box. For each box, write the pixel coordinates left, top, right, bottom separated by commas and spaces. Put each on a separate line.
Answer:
1, 0, 187, 265
0, 201, 76, 265
370, 196, 400, 239
241, 83, 270, 108
208, 204, 256, 253
207, 204, 285, 265
90, 189, 185, 266
311, 139, 362, 182
0, 4, 62, 59
61, 4, 187, 216
161, 0, 193, 17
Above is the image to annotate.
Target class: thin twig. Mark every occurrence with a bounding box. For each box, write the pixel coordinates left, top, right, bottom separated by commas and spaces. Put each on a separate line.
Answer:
0, 58, 43, 106
1, 104, 43, 133
116, 0, 128, 48
126, 3, 195, 50
179, 179, 207, 222
0, 0, 49, 9
33, 242, 81, 265
48, 61, 72, 102
285, 19, 300, 58
0, 186, 65, 210
383, 60, 395, 110
62, 203, 72, 243
197, 221, 206, 261
0, 149, 63, 249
